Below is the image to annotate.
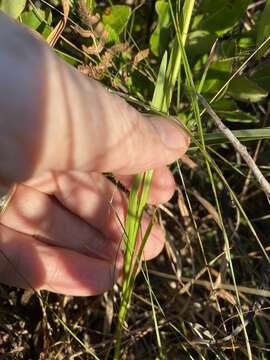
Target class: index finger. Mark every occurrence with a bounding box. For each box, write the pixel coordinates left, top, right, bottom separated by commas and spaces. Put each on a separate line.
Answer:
0, 13, 189, 186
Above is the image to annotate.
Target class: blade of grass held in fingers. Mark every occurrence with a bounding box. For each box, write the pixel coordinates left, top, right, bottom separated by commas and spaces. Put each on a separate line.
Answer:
114, 2, 198, 355
114, 51, 169, 359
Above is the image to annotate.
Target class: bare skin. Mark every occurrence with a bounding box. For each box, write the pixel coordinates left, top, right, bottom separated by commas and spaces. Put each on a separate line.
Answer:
0, 13, 189, 296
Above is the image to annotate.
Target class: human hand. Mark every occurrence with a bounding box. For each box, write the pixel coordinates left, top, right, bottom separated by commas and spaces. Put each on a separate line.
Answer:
0, 13, 189, 296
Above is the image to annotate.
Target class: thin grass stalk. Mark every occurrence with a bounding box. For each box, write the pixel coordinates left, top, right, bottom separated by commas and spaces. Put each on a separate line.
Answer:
114, 2, 198, 357
114, 49, 170, 358
186, 133, 269, 357
169, 0, 228, 327
186, 132, 270, 265
144, 261, 165, 359
163, 0, 195, 112
114, 172, 153, 359
114, 3, 195, 350
169, 6, 253, 357
208, 34, 270, 107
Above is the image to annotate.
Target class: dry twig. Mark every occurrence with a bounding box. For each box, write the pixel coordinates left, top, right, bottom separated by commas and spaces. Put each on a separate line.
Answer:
47, 0, 69, 47
77, 0, 108, 54
198, 94, 270, 203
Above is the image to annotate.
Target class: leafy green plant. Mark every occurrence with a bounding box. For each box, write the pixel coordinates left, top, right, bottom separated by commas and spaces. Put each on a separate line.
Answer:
0, 0, 26, 19
257, 0, 270, 57
102, 4, 131, 44
150, 0, 171, 57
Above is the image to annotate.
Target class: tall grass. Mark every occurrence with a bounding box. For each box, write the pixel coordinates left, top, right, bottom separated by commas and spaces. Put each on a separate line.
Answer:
115, 1, 270, 358
114, 1, 196, 358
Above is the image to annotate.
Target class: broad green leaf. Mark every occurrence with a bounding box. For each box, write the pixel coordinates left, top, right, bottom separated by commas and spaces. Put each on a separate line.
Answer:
0, 0, 26, 19
21, 10, 42, 30
21, 8, 52, 29
257, 0, 270, 58
250, 61, 270, 91
192, 14, 204, 30
201, 60, 232, 95
186, 30, 216, 57
212, 99, 238, 111
212, 99, 259, 122
228, 76, 268, 103
102, 5, 131, 36
103, 24, 119, 44
220, 39, 236, 58
200, 0, 251, 36
217, 110, 259, 123
149, 0, 171, 57
238, 30, 256, 49
21, 8, 52, 39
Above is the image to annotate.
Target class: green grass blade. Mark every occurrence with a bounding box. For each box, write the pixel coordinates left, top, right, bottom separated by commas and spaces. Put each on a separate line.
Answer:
152, 51, 168, 111
197, 127, 270, 146
164, 0, 195, 111
169, 5, 253, 358
144, 261, 165, 360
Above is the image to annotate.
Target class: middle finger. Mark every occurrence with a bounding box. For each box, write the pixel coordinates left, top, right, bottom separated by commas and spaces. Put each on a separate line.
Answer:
0, 184, 120, 261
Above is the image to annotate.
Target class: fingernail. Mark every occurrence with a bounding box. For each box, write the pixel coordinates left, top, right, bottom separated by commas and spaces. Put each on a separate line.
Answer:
150, 117, 190, 150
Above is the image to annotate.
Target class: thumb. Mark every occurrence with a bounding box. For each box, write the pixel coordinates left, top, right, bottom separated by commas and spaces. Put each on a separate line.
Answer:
0, 13, 189, 186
